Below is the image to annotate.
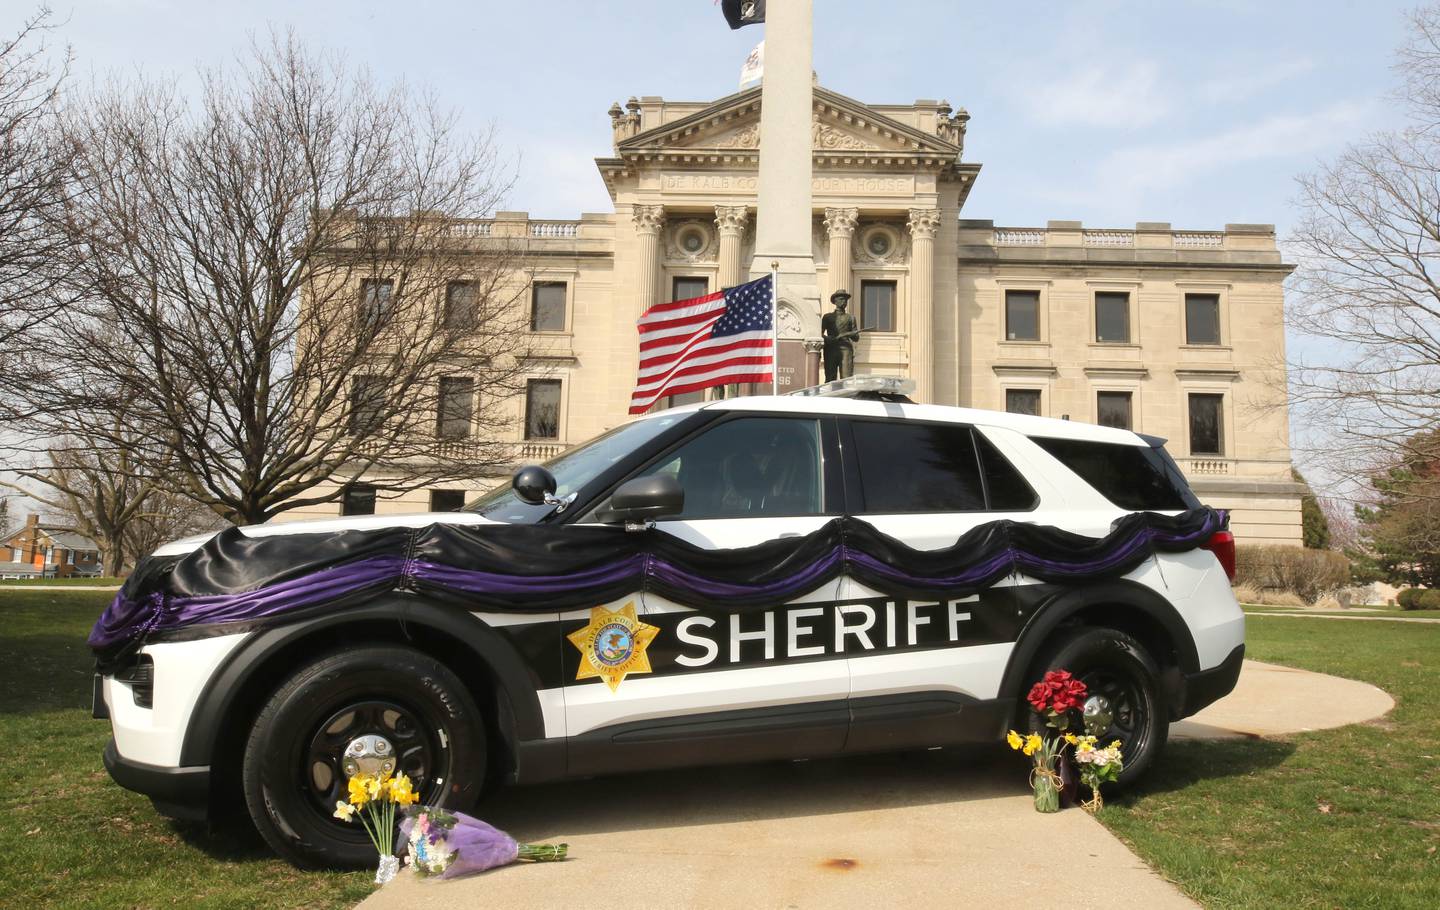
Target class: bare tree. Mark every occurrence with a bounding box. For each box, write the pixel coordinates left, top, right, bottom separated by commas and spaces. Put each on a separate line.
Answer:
1288, 5, 1440, 494
0, 426, 166, 575
25, 31, 532, 526
0, 6, 74, 404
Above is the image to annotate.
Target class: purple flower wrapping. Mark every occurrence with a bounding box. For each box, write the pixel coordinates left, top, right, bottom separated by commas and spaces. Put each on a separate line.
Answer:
439, 812, 520, 878
401, 811, 520, 879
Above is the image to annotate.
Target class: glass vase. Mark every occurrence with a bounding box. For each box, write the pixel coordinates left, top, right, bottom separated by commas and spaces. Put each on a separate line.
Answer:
1031, 763, 1061, 813
374, 854, 400, 886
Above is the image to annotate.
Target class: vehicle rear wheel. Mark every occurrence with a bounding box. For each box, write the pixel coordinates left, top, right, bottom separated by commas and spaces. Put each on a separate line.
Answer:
1022, 627, 1167, 788
242, 645, 487, 868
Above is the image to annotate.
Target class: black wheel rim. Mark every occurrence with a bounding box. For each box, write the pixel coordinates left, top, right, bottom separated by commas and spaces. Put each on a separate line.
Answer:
300, 697, 448, 828
1078, 667, 1149, 757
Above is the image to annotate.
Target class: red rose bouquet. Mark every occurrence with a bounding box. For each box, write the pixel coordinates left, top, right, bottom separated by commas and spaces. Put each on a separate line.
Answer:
1026, 669, 1088, 729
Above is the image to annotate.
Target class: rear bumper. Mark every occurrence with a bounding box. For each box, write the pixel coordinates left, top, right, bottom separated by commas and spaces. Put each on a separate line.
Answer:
103, 738, 211, 822
1179, 643, 1245, 717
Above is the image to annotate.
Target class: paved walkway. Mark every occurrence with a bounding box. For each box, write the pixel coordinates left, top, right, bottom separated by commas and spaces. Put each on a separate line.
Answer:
359, 660, 1393, 910
1246, 611, 1440, 625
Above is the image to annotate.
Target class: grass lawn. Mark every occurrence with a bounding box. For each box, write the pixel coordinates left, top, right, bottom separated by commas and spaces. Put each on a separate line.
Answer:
1243, 606, 1440, 619
1101, 615, 1440, 909
1, 589, 372, 910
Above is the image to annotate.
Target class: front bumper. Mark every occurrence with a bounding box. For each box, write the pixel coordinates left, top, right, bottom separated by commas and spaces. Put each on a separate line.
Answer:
103, 738, 211, 822
1179, 643, 1245, 717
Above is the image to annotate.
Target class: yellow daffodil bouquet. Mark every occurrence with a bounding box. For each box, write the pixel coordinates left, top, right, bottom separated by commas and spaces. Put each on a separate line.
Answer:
333, 771, 419, 884
1006, 728, 1069, 812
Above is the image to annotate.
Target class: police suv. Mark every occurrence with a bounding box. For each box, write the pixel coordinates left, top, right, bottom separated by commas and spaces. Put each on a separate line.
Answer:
95, 378, 1244, 868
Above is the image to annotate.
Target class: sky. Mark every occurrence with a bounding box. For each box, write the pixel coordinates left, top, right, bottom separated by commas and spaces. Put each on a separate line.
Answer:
13, 0, 1417, 231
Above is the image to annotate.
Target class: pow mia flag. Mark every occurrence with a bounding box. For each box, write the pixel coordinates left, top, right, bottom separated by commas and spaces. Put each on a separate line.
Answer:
722, 0, 766, 30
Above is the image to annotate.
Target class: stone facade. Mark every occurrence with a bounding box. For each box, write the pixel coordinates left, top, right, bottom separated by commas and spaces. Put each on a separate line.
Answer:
280, 85, 1303, 546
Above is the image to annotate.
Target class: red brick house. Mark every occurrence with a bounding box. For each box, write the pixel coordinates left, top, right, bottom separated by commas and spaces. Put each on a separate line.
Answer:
0, 514, 102, 579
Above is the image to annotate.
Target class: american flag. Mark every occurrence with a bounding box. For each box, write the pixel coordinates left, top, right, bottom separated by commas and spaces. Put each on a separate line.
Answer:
629, 274, 775, 414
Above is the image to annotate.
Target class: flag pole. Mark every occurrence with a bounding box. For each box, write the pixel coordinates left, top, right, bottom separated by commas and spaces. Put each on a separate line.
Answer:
769, 261, 779, 395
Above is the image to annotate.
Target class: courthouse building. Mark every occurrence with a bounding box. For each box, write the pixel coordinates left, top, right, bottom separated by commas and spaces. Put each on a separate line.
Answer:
283, 84, 1305, 546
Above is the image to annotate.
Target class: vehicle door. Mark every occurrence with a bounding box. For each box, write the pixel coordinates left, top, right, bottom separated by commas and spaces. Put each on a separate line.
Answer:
837, 413, 1039, 751
562, 413, 851, 774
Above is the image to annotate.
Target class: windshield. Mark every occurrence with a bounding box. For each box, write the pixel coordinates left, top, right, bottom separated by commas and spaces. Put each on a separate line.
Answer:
465, 413, 690, 523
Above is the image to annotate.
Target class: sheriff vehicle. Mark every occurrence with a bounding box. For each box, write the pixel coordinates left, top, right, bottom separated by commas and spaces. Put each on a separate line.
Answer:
94, 377, 1244, 868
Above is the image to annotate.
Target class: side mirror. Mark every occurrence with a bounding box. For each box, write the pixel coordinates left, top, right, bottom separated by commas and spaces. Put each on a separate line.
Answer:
600, 474, 684, 526
512, 465, 558, 505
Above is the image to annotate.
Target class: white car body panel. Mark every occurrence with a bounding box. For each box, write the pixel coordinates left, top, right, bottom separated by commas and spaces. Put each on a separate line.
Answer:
106, 633, 248, 766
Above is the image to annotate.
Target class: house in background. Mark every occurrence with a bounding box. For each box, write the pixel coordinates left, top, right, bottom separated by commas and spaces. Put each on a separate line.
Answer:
0, 514, 102, 579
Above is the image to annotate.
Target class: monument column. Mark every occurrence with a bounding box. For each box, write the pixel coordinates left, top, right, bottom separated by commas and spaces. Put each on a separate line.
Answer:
749, 0, 820, 323
823, 207, 859, 299
633, 204, 666, 315
907, 208, 942, 403
714, 205, 750, 289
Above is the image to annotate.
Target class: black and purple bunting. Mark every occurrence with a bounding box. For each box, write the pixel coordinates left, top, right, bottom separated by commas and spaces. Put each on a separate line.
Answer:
89, 508, 1226, 670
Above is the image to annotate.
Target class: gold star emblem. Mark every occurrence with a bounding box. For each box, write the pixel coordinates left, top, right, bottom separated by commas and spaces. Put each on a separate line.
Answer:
566, 603, 660, 692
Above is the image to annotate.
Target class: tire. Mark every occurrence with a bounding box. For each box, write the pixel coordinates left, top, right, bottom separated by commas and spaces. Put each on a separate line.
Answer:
1022, 626, 1167, 788
242, 645, 487, 868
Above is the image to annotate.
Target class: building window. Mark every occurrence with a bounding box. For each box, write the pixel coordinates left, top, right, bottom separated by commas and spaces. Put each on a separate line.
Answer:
348, 375, 387, 435
341, 484, 376, 516
1006, 389, 1041, 416
1188, 393, 1224, 455
1004, 290, 1040, 341
1097, 391, 1133, 430
525, 379, 561, 439
530, 282, 567, 332
437, 377, 474, 440
1185, 293, 1221, 345
1095, 292, 1131, 343
444, 281, 478, 330
672, 276, 709, 301
860, 280, 896, 332
359, 279, 395, 327
430, 489, 466, 512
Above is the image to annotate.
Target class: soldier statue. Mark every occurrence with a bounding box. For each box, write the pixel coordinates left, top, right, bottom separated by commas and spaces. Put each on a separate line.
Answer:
821, 290, 861, 381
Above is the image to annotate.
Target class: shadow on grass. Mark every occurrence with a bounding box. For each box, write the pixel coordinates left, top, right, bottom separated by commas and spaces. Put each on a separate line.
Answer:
0, 633, 95, 714
1111, 736, 1297, 805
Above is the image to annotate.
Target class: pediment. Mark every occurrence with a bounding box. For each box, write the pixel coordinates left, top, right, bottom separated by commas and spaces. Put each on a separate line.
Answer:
617, 86, 960, 157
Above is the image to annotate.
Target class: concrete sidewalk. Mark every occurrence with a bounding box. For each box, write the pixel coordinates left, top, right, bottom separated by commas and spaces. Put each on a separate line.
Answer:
358, 660, 1394, 910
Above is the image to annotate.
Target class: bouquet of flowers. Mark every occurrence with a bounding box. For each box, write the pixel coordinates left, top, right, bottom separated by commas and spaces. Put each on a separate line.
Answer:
332, 771, 420, 884
401, 808, 568, 880
1007, 669, 1123, 813
1065, 733, 1125, 813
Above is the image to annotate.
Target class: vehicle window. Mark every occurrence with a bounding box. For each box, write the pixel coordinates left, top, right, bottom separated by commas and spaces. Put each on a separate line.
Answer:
975, 433, 1038, 511
1030, 436, 1201, 511
466, 414, 687, 522
852, 421, 985, 513
635, 417, 824, 519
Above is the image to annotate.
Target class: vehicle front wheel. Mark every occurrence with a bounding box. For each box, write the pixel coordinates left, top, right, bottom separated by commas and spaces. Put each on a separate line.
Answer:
1023, 626, 1167, 788
242, 645, 487, 868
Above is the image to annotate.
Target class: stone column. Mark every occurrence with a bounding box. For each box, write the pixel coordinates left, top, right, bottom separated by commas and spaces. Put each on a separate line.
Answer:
749, 0, 820, 329
633, 204, 666, 316
714, 205, 750, 290
823, 207, 859, 300
907, 208, 942, 403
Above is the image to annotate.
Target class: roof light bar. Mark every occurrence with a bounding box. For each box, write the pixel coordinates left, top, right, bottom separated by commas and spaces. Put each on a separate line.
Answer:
788, 376, 917, 398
